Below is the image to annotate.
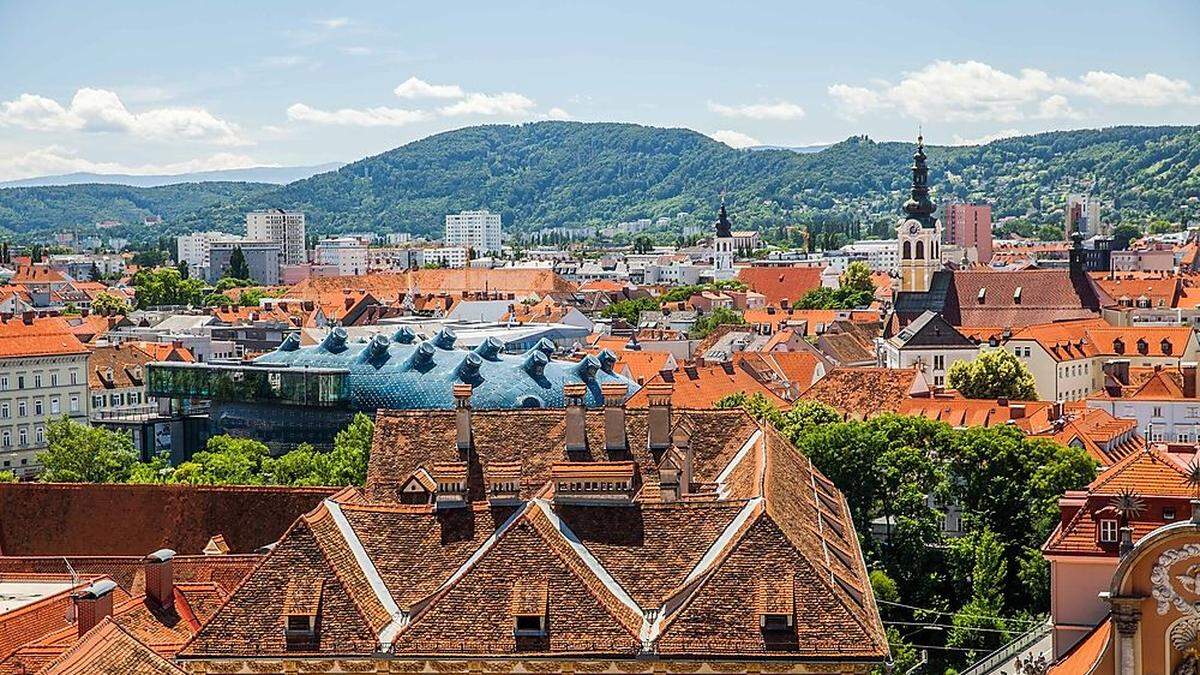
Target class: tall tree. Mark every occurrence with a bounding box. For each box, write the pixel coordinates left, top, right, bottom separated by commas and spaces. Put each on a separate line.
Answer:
227, 246, 252, 281
38, 417, 138, 483
947, 349, 1038, 400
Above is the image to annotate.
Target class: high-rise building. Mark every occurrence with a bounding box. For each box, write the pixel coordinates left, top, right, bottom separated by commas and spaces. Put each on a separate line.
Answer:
246, 209, 307, 265
1065, 194, 1104, 238
444, 209, 502, 254
942, 203, 993, 263
897, 135, 943, 293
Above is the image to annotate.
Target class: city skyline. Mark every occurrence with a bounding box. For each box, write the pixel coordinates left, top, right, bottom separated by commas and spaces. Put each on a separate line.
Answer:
0, 0, 1198, 181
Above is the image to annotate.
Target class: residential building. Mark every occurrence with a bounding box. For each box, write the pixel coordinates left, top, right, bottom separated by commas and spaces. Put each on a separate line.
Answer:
1087, 362, 1200, 443
878, 311, 980, 389
423, 246, 470, 269
176, 231, 243, 277
0, 315, 90, 478
246, 209, 306, 265
730, 229, 761, 252
444, 209, 502, 254
942, 202, 993, 263
1003, 319, 1200, 401
314, 236, 368, 276
89, 342, 192, 417
1066, 193, 1105, 238
839, 239, 900, 271
207, 240, 281, 285
1110, 246, 1176, 273
176, 386, 888, 671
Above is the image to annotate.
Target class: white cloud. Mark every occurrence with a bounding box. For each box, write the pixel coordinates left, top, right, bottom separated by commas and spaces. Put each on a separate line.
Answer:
0, 146, 264, 181
708, 130, 761, 148
0, 88, 247, 145
340, 46, 372, 56
948, 129, 1022, 146
286, 102, 429, 127
316, 17, 350, 29
393, 77, 464, 100
707, 100, 806, 120
546, 107, 572, 120
440, 92, 536, 117
828, 60, 1200, 123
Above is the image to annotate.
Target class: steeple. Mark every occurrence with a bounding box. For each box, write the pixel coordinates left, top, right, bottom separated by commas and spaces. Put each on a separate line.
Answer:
903, 134, 937, 227
715, 197, 733, 238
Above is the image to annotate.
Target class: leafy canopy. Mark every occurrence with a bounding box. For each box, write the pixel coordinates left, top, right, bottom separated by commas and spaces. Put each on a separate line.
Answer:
947, 349, 1038, 400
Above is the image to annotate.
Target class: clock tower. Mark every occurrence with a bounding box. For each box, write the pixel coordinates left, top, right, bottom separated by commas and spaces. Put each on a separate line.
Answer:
898, 135, 943, 293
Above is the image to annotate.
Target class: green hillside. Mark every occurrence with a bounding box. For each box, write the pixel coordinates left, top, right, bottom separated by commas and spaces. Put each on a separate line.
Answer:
2, 122, 1197, 240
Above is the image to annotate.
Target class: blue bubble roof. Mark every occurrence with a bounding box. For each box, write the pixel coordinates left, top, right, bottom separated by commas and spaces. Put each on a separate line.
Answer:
251, 326, 639, 409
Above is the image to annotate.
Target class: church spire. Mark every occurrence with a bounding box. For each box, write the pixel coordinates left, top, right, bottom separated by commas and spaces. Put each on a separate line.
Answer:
903, 133, 936, 226
715, 197, 733, 238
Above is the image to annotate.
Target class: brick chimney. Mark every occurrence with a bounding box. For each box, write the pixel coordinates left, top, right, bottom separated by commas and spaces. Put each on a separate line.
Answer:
601, 383, 628, 453
564, 383, 588, 453
453, 383, 473, 458
646, 382, 674, 452
144, 548, 176, 608
73, 579, 118, 637
1185, 362, 1198, 399
1010, 404, 1026, 420
21, 310, 33, 325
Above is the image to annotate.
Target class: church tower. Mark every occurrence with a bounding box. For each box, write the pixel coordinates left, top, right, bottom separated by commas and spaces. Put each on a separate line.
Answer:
897, 135, 943, 293
712, 199, 735, 280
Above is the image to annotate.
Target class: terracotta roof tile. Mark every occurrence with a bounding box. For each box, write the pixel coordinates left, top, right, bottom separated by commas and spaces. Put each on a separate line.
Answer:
800, 368, 927, 419
625, 365, 790, 410
737, 267, 824, 306
34, 618, 185, 675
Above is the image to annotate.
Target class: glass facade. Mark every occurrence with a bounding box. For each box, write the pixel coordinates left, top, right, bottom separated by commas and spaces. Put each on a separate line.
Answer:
147, 363, 349, 407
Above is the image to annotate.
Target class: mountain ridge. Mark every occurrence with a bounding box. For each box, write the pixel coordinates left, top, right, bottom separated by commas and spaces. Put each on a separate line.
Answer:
0, 162, 344, 189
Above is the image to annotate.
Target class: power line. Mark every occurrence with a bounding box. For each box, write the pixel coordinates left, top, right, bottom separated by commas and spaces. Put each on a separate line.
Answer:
878, 598, 1046, 624
889, 642, 981, 653
884, 620, 1014, 634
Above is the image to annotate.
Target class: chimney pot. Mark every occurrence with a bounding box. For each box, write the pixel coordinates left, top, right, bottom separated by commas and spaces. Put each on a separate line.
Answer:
564, 383, 588, 453
646, 382, 674, 451
144, 548, 176, 608
73, 579, 117, 637
601, 383, 629, 453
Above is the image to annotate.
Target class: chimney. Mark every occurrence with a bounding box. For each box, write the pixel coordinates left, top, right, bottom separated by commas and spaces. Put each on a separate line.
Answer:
646, 382, 674, 452
1185, 362, 1199, 399
601, 383, 628, 453
453, 383, 473, 457
1010, 404, 1026, 420
1050, 400, 1065, 422
564, 383, 588, 453
1104, 359, 1131, 387
21, 310, 33, 325
73, 579, 117, 637
1118, 525, 1134, 557
144, 548, 176, 608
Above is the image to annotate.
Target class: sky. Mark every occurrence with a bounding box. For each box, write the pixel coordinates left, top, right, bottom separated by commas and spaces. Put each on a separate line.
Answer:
0, 0, 1197, 181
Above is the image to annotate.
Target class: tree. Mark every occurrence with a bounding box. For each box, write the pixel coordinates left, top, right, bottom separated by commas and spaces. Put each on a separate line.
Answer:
689, 306, 744, 339
600, 297, 659, 324
325, 413, 373, 486
90, 291, 131, 316
947, 349, 1037, 400
171, 435, 271, 485
176, 260, 190, 279
0, 470, 16, 483
1111, 224, 1142, 250
839, 260, 873, 295
945, 528, 1012, 658
38, 417, 138, 483
633, 235, 653, 254
227, 246, 252, 281
88, 263, 101, 281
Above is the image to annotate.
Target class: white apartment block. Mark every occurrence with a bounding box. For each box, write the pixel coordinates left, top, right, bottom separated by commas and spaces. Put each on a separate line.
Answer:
315, 237, 369, 276
246, 209, 307, 265
177, 231, 244, 277
445, 210, 502, 254
424, 246, 470, 269
840, 240, 900, 272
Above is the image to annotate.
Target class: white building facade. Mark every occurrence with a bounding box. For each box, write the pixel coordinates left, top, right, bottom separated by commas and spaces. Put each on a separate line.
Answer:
246, 209, 307, 265
445, 210, 502, 254
315, 237, 369, 276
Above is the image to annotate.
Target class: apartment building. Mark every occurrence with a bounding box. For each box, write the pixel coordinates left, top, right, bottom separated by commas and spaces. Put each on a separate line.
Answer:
246, 209, 306, 265
1066, 193, 1105, 237
444, 209, 502, 254
878, 311, 980, 388
0, 315, 90, 478
314, 236, 368, 275
207, 241, 281, 285
176, 231, 244, 277
942, 203, 993, 263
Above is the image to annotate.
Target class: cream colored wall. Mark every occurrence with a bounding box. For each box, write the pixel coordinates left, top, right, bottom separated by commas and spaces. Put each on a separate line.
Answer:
1050, 556, 1118, 658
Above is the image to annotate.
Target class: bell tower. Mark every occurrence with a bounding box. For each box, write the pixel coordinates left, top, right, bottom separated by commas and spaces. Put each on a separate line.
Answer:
897, 135, 943, 293
712, 197, 735, 280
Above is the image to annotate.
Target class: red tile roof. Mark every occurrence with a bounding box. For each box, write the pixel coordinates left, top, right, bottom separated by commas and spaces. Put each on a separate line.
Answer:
1047, 617, 1110, 675
799, 368, 928, 419
0, 483, 336, 556
34, 617, 185, 675
625, 364, 791, 410
737, 267, 824, 306
0, 317, 88, 359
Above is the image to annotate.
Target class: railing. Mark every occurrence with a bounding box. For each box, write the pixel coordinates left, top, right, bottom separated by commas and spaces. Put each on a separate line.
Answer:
959, 619, 1052, 675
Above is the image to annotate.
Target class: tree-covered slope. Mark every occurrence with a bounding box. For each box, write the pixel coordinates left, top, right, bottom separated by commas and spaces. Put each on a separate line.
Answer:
2, 122, 1197, 239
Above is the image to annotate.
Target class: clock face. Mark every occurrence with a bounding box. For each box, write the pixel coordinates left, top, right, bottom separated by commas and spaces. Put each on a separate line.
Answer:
909, 223, 920, 235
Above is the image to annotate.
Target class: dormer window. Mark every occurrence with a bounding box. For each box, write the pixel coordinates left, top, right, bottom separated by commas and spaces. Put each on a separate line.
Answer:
485, 461, 522, 506
432, 462, 469, 509
511, 578, 548, 637
1137, 338, 1149, 355
977, 288, 986, 304
282, 578, 322, 650
757, 575, 795, 632
1013, 287, 1022, 305
1113, 338, 1125, 354
551, 462, 637, 506
1162, 338, 1173, 355
1099, 518, 1118, 543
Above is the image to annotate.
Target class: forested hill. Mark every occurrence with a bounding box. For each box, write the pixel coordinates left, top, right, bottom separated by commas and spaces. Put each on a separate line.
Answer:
1, 122, 1197, 238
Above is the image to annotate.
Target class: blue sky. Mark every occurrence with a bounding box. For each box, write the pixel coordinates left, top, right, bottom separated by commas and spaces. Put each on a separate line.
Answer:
0, 0, 1197, 180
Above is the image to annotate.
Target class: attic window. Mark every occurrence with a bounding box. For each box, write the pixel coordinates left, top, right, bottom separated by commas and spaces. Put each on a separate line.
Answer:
1137, 338, 1149, 355
977, 288, 986, 304
757, 576, 795, 632
1113, 338, 1125, 354
511, 578, 548, 637
1012, 287, 1022, 305
282, 578, 323, 650
1162, 339, 1173, 355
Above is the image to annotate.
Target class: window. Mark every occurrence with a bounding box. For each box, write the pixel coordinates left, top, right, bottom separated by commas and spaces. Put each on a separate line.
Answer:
934, 375, 944, 387
35, 427, 43, 444
1153, 406, 1164, 417
17, 401, 26, 417
933, 355, 945, 371
18, 428, 27, 446
760, 614, 794, 631
69, 370, 77, 385
1099, 519, 1119, 543
1165, 507, 1177, 521
49, 372, 57, 387
514, 615, 545, 636
69, 396, 79, 413
33, 400, 41, 416
16, 376, 23, 389
32, 374, 40, 388
2, 431, 8, 447
0, 376, 7, 391
50, 398, 59, 415
1, 403, 8, 419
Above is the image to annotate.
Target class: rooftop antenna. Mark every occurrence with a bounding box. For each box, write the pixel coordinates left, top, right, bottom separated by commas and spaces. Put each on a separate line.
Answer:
63, 557, 79, 623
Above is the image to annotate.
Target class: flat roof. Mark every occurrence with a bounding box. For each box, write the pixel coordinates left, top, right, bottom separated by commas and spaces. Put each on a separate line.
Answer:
0, 579, 73, 614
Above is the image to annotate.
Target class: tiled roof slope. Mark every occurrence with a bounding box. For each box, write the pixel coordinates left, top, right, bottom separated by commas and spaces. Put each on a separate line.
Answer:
0, 317, 88, 359
736, 267, 824, 306
0, 576, 118, 663
799, 368, 927, 419
0, 555, 260, 597
182, 407, 887, 663
35, 618, 185, 675
0, 483, 336, 556
624, 364, 790, 410
893, 268, 1109, 328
